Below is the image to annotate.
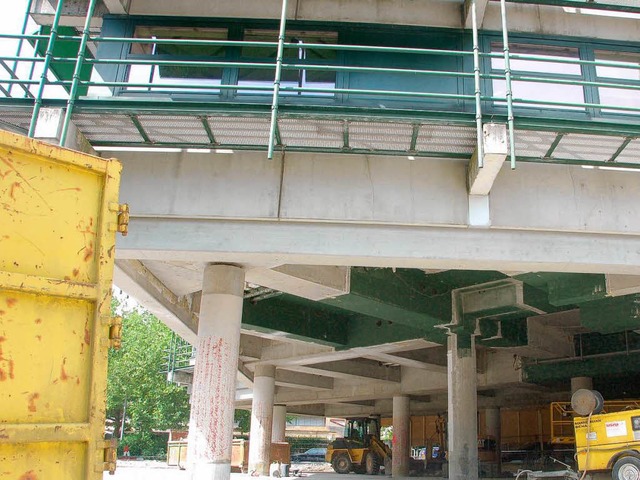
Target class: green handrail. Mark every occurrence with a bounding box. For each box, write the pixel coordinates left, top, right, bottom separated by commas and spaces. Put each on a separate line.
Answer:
7, 0, 34, 96
471, 0, 484, 169
27, 0, 65, 137
500, 0, 517, 169
59, 0, 99, 146
267, 0, 289, 160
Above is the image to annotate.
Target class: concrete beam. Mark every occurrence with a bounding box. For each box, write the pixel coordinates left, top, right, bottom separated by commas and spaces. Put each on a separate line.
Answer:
467, 123, 508, 227
114, 260, 198, 344
31, 0, 106, 27
300, 359, 401, 383
118, 217, 640, 275
102, 0, 130, 14
606, 274, 640, 297
246, 265, 350, 301
275, 369, 334, 391
362, 352, 447, 374
463, 0, 491, 29
32, 107, 97, 155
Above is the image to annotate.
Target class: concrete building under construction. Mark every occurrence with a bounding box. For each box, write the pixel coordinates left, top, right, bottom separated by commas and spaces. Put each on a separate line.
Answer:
1, 0, 640, 479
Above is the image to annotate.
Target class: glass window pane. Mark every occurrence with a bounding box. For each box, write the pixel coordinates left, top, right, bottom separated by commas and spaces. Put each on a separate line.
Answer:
491, 43, 581, 75
595, 50, 640, 81
599, 87, 640, 112
493, 79, 585, 109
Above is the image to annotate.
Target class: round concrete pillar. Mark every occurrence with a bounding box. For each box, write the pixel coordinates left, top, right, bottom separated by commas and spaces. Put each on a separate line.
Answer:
447, 334, 479, 480
272, 405, 287, 443
571, 376, 593, 394
392, 395, 411, 477
187, 264, 245, 480
248, 365, 277, 475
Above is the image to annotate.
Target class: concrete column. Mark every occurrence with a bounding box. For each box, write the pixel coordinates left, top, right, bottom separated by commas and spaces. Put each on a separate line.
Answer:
571, 376, 593, 394
447, 334, 478, 480
272, 405, 287, 443
485, 408, 501, 473
187, 264, 245, 480
392, 395, 411, 477
248, 365, 276, 475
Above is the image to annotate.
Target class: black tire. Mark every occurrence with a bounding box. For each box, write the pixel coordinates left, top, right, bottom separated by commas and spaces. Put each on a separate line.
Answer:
333, 453, 353, 474
613, 456, 640, 480
365, 452, 381, 475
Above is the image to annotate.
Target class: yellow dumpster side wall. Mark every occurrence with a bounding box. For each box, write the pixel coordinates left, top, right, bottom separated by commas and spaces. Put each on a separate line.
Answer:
0, 131, 123, 480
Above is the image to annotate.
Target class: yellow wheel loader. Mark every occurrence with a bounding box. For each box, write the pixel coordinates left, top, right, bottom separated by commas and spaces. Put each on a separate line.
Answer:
326, 417, 392, 475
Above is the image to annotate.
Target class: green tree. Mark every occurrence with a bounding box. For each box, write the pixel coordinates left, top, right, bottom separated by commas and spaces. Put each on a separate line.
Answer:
107, 303, 191, 457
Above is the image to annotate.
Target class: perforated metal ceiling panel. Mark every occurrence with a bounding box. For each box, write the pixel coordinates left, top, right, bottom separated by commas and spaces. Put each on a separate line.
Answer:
415, 124, 476, 155
208, 116, 270, 145
138, 115, 210, 144
72, 114, 144, 142
279, 118, 344, 148
349, 122, 414, 151
515, 130, 558, 158
552, 133, 626, 162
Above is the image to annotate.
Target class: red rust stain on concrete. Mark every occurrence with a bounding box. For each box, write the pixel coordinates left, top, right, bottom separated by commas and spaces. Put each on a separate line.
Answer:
27, 393, 40, 412
5, 298, 17, 307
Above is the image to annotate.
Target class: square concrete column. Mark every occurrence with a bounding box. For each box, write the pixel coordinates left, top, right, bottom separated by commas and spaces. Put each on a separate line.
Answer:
447, 334, 478, 480
272, 405, 287, 443
187, 264, 245, 480
248, 364, 276, 475
485, 408, 501, 474
392, 395, 411, 477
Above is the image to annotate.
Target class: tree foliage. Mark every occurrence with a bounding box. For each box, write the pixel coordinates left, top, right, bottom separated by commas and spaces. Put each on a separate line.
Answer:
107, 301, 191, 456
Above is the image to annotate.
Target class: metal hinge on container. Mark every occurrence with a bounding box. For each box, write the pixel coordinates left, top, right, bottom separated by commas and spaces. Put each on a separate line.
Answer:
109, 203, 129, 236
103, 438, 118, 475
109, 316, 123, 349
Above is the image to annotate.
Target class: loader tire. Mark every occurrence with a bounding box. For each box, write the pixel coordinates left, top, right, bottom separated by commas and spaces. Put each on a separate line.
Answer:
366, 452, 381, 475
333, 453, 352, 474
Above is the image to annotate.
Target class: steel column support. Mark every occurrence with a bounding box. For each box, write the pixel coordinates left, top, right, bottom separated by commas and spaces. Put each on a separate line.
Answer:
267, 0, 289, 159
59, 0, 99, 146
27, 0, 65, 137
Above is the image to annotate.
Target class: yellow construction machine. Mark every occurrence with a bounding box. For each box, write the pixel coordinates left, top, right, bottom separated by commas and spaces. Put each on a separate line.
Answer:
572, 389, 640, 480
326, 417, 392, 475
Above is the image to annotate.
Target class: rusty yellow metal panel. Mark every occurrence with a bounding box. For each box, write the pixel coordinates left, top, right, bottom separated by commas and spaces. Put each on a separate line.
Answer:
0, 131, 125, 479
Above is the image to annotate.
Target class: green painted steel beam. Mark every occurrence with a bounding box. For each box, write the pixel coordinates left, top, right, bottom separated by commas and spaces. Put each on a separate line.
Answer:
523, 352, 640, 384
515, 272, 608, 306
241, 294, 349, 347
580, 293, 640, 334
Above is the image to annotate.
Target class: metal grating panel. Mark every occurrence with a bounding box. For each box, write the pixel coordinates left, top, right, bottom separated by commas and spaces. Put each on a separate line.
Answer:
72, 114, 144, 143
138, 115, 210, 144
514, 130, 558, 158
208, 116, 270, 146
0, 108, 32, 133
615, 139, 640, 164
415, 124, 476, 155
552, 134, 626, 162
279, 118, 344, 148
349, 122, 413, 151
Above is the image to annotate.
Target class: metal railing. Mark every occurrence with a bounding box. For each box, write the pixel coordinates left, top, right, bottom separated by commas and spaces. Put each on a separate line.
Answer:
1, 0, 639, 167
162, 333, 195, 375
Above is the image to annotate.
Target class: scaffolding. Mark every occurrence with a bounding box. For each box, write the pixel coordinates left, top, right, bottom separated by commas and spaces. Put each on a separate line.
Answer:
0, 0, 639, 167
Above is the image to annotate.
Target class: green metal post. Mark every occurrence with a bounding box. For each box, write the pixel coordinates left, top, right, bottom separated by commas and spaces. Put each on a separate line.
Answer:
500, 0, 517, 169
27, 0, 65, 137
471, 0, 484, 169
267, 0, 288, 160
59, 0, 98, 146
7, 0, 34, 96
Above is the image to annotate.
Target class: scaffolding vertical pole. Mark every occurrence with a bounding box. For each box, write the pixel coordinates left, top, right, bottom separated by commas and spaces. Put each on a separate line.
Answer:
8, 0, 34, 97
267, 0, 289, 160
471, 0, 484, 169
59, 0, 98, 146
28, 0, 65, 137
499, 0, 516, 169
